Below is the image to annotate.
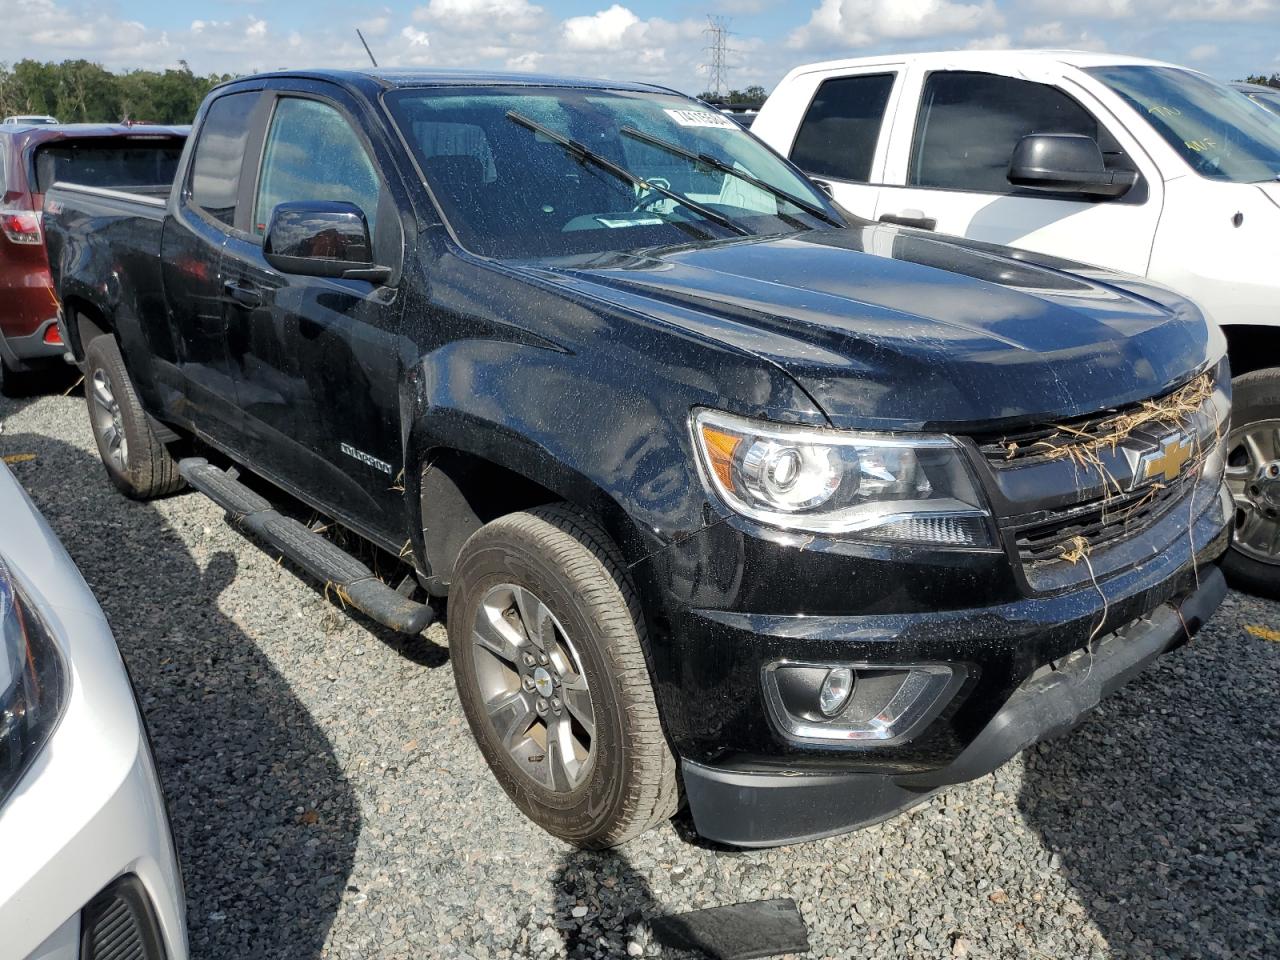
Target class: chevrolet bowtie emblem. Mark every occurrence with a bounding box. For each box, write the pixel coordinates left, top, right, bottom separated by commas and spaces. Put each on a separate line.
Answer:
1134, 433, 1194, 487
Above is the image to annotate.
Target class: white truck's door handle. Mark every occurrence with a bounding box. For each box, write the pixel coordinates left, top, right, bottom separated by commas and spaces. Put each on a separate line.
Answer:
878, 209, 937, 231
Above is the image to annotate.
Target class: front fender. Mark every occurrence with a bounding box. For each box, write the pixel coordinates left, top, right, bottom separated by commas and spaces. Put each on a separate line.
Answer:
397, 247, 825, 582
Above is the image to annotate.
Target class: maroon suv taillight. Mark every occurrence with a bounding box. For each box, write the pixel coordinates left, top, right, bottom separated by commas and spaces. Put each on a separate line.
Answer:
0, 210, 41, 245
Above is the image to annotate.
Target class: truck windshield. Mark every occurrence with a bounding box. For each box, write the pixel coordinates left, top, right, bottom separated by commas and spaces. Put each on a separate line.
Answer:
385, 85, 840, 259
1088, 65, 1280, 183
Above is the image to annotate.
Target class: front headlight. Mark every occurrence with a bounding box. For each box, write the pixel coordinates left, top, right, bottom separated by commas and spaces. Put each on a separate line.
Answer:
1, 556, 68, 807
692, 409, 993, 546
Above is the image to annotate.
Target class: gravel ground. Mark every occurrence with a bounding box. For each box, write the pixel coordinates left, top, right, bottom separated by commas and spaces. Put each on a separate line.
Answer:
2, 385, 1277, 960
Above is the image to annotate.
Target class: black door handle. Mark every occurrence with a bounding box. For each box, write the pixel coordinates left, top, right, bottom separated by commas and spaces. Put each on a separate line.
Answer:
878, 213, 937, 231
223, 279, 262, 309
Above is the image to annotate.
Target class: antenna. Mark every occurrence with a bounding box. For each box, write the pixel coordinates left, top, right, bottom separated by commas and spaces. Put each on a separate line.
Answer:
701, 16, 733, 99
356, 28, 379, 68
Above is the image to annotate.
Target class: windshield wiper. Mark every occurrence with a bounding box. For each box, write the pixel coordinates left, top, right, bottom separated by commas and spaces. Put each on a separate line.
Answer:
620, 125, 845, 229
505, 111, 750, 237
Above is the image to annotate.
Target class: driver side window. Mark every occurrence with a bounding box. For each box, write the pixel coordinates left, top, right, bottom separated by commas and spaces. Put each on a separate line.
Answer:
254, 97, 383, 237
910, 72, 1124, 195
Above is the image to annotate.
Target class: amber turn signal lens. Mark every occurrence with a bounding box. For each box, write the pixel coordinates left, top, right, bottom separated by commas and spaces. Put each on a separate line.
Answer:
699, 424, 741, 492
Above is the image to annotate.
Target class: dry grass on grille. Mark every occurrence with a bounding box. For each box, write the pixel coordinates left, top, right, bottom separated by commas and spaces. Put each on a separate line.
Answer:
1001, 372, 1213, 486
998, 372, 1217, 568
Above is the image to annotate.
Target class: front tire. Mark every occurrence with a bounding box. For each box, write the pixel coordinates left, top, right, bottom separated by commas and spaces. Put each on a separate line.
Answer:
83, 335, 184, 500
449, 505, 678, 848
1223, 367, 1280, 599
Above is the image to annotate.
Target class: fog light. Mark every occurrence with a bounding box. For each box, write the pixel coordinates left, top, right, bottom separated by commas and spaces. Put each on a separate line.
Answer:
818, 667, 854, 717
763, 661, 965, 747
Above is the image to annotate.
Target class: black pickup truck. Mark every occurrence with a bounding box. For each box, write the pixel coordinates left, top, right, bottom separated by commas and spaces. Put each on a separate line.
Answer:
44, 69, 1233, 849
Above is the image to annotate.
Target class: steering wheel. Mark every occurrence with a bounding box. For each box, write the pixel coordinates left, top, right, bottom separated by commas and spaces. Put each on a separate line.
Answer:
633, 176, 672, 212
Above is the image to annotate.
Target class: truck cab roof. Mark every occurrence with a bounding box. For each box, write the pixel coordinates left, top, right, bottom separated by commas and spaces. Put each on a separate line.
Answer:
773, 48, 1192, 82
219, 67, 674, 96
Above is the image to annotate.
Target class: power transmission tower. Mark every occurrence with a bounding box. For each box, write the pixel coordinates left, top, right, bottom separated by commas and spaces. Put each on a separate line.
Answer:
702, 16, 733, 99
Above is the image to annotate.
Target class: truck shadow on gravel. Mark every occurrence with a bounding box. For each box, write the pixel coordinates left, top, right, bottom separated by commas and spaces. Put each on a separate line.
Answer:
1018, 618, 1278, 960
0, 427, 360, 960
552, 851, 695, 960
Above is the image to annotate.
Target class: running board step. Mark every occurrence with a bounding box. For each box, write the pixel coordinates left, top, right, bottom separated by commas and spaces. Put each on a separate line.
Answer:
178, 458, 435, 634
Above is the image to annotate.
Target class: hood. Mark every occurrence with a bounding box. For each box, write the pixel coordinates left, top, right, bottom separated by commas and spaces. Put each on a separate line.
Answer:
524, 223, 1214, 431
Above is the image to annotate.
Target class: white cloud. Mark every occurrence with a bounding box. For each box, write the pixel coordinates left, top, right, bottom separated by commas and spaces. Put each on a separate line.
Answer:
360, 11, 392, 38
562, 4, 641, 51
1020, 20, 1108, 51
401, 26, 431, 48
413, 0, 545, 34
1023, 0, 1134, 16
0, 0, 1263, 112
506, 51, 542, 70
1166, 0, 1277, 18
789, 0, 1002, 50
966, 32, 1012, 49
1023, 0, 1276, 19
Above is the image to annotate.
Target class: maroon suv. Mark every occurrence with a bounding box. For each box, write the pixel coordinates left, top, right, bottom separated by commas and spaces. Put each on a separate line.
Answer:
0, 123, 186, 393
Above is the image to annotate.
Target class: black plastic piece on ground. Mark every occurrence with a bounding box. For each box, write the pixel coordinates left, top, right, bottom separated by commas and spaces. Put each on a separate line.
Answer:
683, 566, 1226, 848
178, 457, 435, 634
649, 898, 810, 959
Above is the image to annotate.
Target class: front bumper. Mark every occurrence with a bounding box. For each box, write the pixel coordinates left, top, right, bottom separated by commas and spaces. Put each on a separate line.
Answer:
682, 566, 1226, 847
642, 473, 1231, 847
0, 468, 187, 960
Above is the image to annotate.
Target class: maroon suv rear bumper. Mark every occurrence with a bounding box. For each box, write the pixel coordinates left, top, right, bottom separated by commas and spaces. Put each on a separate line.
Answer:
0, 249, 61, 368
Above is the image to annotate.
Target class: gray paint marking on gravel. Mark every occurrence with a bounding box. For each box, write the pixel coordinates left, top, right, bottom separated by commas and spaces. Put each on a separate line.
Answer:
2, 389, 1277, 960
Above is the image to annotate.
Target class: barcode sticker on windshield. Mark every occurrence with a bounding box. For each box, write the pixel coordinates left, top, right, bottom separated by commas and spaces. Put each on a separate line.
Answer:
664, 108, 738, 129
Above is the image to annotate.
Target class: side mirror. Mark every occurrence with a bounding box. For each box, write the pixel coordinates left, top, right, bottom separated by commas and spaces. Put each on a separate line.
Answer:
263, 201, 392, 282
1007, 134, 1138, 199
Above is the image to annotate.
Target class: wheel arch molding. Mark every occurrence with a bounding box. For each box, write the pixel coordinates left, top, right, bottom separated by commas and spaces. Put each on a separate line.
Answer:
403, 404, 704, 598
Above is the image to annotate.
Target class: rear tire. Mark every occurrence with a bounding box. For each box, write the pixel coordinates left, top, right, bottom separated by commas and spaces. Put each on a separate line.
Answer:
1223, 367, 1280, 600
83, 335, 184, 500
449, 504, 678, 848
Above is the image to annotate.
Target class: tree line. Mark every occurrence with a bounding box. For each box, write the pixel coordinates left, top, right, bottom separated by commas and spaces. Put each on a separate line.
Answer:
0, 59, 234, 125
1243, 74, 1280, 89
698, 85, 769, 105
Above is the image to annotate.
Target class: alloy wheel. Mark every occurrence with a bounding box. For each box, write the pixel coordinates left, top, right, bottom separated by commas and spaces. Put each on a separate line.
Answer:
1226, 418, 1280, 565
471, 583, 596, 792
90, 367, 129, 474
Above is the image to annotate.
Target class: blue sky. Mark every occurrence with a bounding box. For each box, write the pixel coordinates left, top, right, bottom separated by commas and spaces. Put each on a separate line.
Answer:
8, 0, 1279, 93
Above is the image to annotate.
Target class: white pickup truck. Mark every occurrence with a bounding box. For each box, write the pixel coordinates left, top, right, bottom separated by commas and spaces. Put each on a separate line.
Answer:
753, 50, 1280, 596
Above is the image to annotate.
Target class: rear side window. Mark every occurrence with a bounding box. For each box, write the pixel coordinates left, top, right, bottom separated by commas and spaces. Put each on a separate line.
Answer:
33, 140, 184, 193
189, 91, 258, 226
910, 72, 1099, 193
789, 74, 896, 183
253, 97, 383, 236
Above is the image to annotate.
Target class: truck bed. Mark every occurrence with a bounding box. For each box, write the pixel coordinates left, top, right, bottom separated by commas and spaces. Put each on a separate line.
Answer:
43, 180, 169, 369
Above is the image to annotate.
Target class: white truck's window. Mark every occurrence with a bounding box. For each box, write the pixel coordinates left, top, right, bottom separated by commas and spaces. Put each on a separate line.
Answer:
789, 74, 895, 183
189, 92, 258, 227
1089, 66, 1280, 183
910, 72, 1098, 194
253, 97, 383, 237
